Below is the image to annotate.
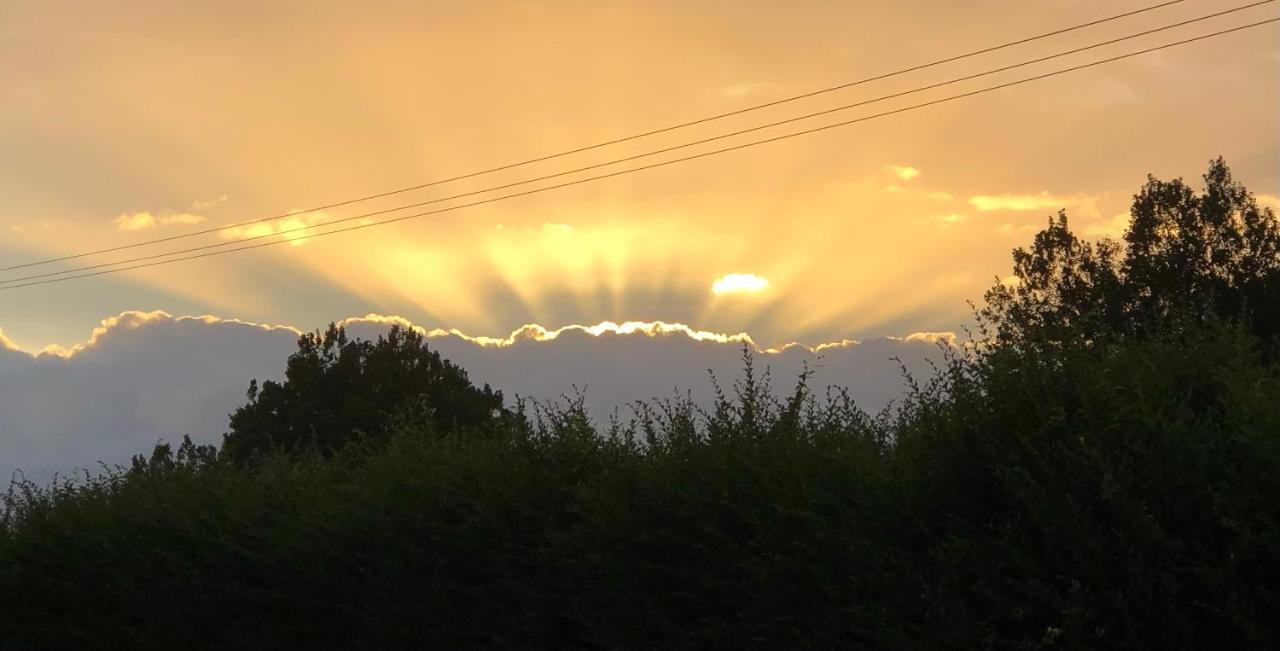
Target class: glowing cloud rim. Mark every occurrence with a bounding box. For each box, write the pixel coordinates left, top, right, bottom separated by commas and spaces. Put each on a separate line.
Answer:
15, 310, 956, 360
0, 328, 18, 351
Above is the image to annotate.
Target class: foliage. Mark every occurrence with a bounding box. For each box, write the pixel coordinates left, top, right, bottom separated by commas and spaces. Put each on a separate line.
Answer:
982, 157, 1280, 357
221, 323, 508, 463
2, 159, 1277, 649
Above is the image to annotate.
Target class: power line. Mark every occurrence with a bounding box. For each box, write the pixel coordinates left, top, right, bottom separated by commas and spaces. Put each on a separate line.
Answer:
3, 16, 1274, 292
3, 1, 1272, 287
0, 0, 1191, 273
2, 5, 1237, 284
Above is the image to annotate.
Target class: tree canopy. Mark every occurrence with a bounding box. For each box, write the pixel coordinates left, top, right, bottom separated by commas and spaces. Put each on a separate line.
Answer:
221, 323, 507, 463
982, 157, 1279, 356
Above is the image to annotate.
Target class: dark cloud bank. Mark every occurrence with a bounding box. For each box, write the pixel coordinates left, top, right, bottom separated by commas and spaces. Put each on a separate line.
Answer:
0, 312, 950, 482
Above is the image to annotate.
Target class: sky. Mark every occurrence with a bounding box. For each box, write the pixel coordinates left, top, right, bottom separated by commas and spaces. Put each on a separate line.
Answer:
0, 1, 1278, 474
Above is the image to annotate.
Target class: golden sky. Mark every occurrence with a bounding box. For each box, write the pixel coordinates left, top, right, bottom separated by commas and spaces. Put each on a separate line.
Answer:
1, 0, 1277, 351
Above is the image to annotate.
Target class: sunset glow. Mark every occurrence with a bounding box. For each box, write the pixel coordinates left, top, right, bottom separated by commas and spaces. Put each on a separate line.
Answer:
0, 0, 1274, 353
711, 273, 771, 296
1, 4, 1278, 638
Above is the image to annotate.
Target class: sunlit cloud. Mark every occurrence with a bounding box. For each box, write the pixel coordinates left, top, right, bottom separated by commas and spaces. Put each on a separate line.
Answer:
873, 165, 956, 203
711, 273, 770, 296
0, 327, 17, 351
968, 192, 1096, 212
887, 164, 920, 181
31, 310, 297, 359
7, 218, 60, 233
113, 211, 206, 232
191, 195, 229, 210
932, 212, 968, 228
219, 211, 329, 246
902, 331, 956, 345
113, 212, 157, 231
10, 309, 953, 361
1258, 193, 1280, 211
433, 320, 758, 348
1083, 213, 1130, 238
166, 213, 205, 225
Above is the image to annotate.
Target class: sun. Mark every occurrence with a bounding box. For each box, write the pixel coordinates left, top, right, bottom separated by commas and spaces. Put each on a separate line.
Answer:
711, 273, 770, 296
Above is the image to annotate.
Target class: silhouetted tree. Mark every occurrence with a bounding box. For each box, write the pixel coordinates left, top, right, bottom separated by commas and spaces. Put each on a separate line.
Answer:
221, 324, 506, 463
129, 434, 219, 477
982, 157, 1280, 356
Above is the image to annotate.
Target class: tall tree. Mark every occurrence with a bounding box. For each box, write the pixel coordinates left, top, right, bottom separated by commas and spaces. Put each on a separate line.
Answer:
221, 324, 506, 463
982, 158, 1279, 355
1125, 159, 1280, 342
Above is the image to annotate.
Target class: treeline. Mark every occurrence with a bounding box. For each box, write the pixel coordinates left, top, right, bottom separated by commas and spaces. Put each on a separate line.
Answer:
1, 159, 1277, 649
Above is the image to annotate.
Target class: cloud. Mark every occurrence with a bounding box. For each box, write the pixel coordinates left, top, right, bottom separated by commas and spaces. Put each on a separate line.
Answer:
191, 195, 229, 210
901, 331, 956, 345
1082, 213, 1130, 239
6, 218, 60, 234
0, 311, 951, 482
711, 273, 770, 296
113, 211, 206, 231
0, 328, 17, 351
165, 213, 205, 225
0, 312, 299, 483
718, 82, 781, 99
931, 213, 968, 228
869, 165, 953, 202
219, 211, 329, 246
968, 192, 1096, 212
887, 165, 920, 181
1258, 193, 1280, 211
113, 212, 156, 231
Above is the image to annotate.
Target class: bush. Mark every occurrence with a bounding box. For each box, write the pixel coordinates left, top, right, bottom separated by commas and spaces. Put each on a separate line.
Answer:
3, 323, 1277, 649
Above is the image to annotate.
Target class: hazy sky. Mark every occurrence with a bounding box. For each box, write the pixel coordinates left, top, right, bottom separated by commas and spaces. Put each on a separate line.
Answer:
2, 0, 1278, 351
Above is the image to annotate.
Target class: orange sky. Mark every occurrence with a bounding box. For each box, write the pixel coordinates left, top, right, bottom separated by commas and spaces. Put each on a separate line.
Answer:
1, 0, 1277, 351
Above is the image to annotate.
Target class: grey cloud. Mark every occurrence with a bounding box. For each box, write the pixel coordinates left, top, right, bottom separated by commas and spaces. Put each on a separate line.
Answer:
1, 312, 948, 483
0, 314, 298, 483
